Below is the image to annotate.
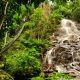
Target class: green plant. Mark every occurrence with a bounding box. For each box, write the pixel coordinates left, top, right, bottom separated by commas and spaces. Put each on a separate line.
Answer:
31, 72, 73, 80
48, 73, 73, 80
0, 70, 14, 80
72, 7, 80, 22
31, 76, 44, 80
5, 48, 41, 76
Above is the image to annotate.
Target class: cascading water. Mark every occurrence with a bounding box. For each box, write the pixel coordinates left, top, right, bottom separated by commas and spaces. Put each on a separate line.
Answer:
43, 19, 80, 76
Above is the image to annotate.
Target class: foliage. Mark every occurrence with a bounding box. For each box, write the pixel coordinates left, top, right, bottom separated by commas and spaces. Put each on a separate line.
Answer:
48, 73, 73, 80
0, 70, 14, 80
72, 7, 80, 22
31, 76, 44, 80
25, 7, 59, 39
50, 1, 73, 19
31, 72, 73, 80
5, 48, 41, 76
0, 0, 80, 80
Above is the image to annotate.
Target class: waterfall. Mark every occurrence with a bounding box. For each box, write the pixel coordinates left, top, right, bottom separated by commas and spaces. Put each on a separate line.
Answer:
58, 19, 80, 42
43, 19, 80, 75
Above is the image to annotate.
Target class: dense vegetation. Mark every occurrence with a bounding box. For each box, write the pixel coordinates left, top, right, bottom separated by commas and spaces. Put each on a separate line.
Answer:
0, 0, 80, 80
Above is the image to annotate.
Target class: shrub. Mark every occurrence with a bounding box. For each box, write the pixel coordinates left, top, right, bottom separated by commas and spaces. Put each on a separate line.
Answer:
5, 48, 41, 77
72, 7, 80, 22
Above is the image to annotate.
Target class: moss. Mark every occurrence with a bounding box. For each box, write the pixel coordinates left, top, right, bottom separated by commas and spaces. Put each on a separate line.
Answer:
0, 70, 14, 80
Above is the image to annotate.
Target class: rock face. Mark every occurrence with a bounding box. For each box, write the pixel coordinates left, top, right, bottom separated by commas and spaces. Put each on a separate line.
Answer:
43, 19, 80, 76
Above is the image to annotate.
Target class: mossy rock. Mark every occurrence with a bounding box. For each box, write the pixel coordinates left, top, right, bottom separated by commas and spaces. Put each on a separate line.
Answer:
0, 70, 14, 80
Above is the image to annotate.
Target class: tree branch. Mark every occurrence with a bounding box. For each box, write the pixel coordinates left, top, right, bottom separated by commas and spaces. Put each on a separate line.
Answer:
0, 17, 26, 54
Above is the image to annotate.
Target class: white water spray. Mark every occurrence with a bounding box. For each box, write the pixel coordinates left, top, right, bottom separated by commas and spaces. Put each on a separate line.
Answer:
58, 19, 80, 42
43, 48, 53, 65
